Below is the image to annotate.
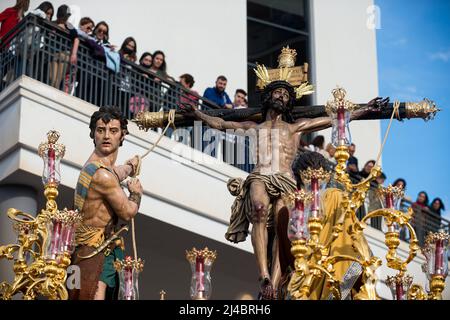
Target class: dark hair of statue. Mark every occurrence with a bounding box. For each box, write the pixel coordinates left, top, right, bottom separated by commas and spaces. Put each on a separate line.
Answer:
292, 150, 332, 188
89, 106, 128, 146
261, 80, 296, 124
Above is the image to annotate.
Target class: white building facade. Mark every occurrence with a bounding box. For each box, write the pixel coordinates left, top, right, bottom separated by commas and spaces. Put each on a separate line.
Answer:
0, 0, 447, 299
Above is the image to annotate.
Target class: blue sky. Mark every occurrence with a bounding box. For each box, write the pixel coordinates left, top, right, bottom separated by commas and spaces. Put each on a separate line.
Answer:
375, 0, 450, 220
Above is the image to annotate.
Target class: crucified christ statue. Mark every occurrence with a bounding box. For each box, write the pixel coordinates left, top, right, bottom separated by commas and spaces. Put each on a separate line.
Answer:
184, 80, 382, 299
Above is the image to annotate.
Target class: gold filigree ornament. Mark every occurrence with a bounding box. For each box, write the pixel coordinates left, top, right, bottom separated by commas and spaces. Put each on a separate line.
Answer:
386, 273, 413, 289
254, 47, 314, 99
114, 256, 145, 272
325, 87, 359, 115
282, 189, 313, 209
37, 130, 66, 159
300, 167, 332, 186
377, 184, 405, 200
405, 98, 439, 121
186, 247, 217, 264
277, 46, 297, 68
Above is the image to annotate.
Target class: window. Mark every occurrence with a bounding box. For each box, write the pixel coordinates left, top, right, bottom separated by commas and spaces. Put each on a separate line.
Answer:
247, 0, 311, 107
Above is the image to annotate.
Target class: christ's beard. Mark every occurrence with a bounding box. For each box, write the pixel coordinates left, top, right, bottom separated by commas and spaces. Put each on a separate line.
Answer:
270, 99, 287, 113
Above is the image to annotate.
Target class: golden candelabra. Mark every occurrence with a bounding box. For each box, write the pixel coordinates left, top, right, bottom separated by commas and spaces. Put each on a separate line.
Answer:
0, 131, 81, 300
285, 88, 448, 300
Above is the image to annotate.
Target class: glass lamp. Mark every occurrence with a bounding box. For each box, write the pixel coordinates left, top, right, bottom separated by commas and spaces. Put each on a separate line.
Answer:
300, 168, 331, 220
285, 189, 312, 242
186, 247, 217, 300
325, 87, 357, 147
378, 185, 405, 234
42, 209, 82, 261
114, 256, 145, 300
38, 130, 65, 186
422, 232, 449, 278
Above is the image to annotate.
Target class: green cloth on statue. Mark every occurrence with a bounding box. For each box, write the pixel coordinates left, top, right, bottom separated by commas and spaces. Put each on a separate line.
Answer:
100, 247, 124, 288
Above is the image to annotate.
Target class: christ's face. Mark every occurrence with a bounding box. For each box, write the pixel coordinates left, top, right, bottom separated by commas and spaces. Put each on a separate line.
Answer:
270, 87, 290, 113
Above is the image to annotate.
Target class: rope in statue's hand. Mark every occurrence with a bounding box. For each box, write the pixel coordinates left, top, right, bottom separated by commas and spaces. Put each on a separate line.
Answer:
126, 109, 177, 260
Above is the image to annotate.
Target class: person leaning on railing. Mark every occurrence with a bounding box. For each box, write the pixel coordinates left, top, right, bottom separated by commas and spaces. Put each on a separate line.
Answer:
411, 191, 430, 244
0, 0, 29, 42
30, 1, 54, 21
428, 197, 445, 232
49, 5, 79, 91
0, 0, 30, 84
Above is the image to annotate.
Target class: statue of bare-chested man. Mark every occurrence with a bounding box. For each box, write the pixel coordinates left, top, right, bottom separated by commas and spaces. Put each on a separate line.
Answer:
187, 80, 375, 299
68, 106, 143, 300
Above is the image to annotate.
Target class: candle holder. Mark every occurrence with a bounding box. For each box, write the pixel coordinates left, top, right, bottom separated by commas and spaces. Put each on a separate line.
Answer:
421, 232, 449, 299
284, 189, 312, 242
325, 87, 358, 147
0, 131, 80, 300
300, 168, 331, 221
378, 185, 404, 211
42, 209, 81, 262
38, 130, 65, 186
386, 273, 413, 300
186, 247, 217, 300
114, 256, 145, 300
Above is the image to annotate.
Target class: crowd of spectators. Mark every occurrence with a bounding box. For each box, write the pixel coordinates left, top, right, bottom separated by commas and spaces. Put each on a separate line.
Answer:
1, 1, 248, 113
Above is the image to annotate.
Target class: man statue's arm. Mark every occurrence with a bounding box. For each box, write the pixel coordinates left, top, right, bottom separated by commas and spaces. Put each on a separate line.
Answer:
290, 97, 386, 133
291, 116, 332, 134
113, 155, 140, 181
91, 169, 143, 221
193, 109, 257, 131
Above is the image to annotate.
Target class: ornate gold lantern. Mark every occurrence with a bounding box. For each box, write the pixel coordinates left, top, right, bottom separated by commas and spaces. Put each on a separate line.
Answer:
0, 131, 80, 300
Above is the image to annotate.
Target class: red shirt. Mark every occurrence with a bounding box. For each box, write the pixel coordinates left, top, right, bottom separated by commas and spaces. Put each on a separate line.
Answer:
0, 7, 19, 40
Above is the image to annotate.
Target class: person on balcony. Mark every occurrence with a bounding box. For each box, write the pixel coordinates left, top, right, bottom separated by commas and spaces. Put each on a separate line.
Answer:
358, 160, 376, 180
149, 50, 176, 114
0, 0, 29, 85
232, 89, 248, 109
92, 21, 112, 47
68, 106, 142, 300
117, 37, 138, 116
179, 73, 199, 107
412, 191, 429, 244
31, 1, 54, 21
118, 37, 137, 63
138, 52, 152, 75
149, 50, 174, 82
392, 178, 412, 240
203, 75, 233, 109
126, 52, 153, 115
346, 143, 359, 183
0, 0, 29, 41
77, 16, 94, 37
428, 197, 445, 233
325, 143, 337, 164
49, 5, 79, 91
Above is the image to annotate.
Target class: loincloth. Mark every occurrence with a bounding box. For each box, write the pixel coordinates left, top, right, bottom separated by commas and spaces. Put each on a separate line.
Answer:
68, 223, 124, 300
225, 172, 296, 243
